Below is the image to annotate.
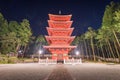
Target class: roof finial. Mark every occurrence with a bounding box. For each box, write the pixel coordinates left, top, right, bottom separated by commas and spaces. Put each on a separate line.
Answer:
59, 10, 61, 14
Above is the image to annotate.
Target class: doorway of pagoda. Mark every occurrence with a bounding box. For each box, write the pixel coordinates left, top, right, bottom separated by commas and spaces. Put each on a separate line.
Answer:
57, 54, 64, 63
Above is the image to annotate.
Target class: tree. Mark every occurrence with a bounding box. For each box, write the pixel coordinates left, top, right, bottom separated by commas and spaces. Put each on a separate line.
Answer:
72, 36, 80, 45
102, 1, 120, 62
113, 10, 120, 48
102, 1, 120, 49
8, 21, 21, 51
0, 13, 9, 54
33, 35, 46, 54
85, 27, 96, 61
19, 19, 32, 54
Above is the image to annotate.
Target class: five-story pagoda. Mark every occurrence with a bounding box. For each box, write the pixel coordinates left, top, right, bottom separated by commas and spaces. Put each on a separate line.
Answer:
44, 13, 76, 61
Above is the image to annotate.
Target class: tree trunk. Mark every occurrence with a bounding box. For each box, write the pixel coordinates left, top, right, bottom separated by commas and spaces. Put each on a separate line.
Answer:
16, 44, 20, 57
100, 42, 105, 61
113, 40, 120, 63
106, 45, 112, 58
83, 39, 89, 60
112, 29, 120, 48
86, 39, 92, 60
96, 45, 100, 58
80, 42, 84, 58
23, 45, 27, 54
104, 45, 110, 59
91, 37, 96, 61
16, 44, 20, 52
106, 39, 115, 62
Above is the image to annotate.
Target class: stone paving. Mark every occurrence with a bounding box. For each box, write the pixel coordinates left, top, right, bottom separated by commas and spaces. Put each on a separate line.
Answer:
66, 63, 120, 80
0, 63, 120, 80
0, 63, 55, 80
46, 64, 73, 80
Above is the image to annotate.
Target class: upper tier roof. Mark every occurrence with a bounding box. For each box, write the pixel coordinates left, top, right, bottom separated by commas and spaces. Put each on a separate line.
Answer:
48, 20, 73, 28
49, 14, 72, 21
45, 36, 75, 45
46, 27, 74, 36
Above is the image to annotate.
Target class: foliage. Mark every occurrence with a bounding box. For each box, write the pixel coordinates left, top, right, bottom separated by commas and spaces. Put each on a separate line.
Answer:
0, 12, 32, 56
72, 1, 120, 63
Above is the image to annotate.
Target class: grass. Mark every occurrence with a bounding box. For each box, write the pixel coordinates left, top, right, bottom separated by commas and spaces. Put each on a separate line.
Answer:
0, 56, 18, 64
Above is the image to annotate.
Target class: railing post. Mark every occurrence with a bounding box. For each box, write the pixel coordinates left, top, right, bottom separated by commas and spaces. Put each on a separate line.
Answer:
79, 58, 82, 64
64, 59, 65, 64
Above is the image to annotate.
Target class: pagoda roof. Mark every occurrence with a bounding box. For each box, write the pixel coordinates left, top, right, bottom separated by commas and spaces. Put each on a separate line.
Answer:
46, 28, 74, 36
48, 14, 72, 21
49, 14, 72, 17
48, 20, 73, 23
48, 20, 73, 28
45, 36, 75, 45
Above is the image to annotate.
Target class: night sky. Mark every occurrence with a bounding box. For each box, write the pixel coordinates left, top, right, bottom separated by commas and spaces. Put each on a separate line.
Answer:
0, 0, 120, 36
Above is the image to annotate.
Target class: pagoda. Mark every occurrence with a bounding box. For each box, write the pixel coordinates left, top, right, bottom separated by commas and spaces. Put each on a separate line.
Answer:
44, 13, 76, 61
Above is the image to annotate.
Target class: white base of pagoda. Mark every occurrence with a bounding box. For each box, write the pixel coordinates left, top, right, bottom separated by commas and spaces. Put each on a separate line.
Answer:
38, 59, 57, 64
64, 58, 82, 65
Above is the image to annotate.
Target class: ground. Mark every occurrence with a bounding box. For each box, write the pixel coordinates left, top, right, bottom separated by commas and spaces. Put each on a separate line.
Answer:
0, 63, 120, 80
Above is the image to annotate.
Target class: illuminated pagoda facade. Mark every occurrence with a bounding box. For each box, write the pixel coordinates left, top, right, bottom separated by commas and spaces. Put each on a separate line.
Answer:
44, 13, 76, 60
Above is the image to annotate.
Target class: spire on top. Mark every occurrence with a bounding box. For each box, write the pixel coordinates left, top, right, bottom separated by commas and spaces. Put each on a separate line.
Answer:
59, 10, 61, 14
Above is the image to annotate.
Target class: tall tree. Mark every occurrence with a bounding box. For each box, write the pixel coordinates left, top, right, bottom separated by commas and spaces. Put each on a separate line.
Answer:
85, 27, 96, 61
19, 19, 32, 54
102, 1, 120, 48
0, 13, 9, 54
8, 21, 21, 51
33, 35, 46, 54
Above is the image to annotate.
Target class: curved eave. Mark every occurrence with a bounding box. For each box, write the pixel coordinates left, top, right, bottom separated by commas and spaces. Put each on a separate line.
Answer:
48, 20, 73, 23
45, 36, 75, 44
48, 14, 72, 17
48, 14, 72, 21
48, 20, 73, 28
46, 27, 74, 30
45, 36, 75, 39
44, 46, 76, 49
46, 27, 74, 36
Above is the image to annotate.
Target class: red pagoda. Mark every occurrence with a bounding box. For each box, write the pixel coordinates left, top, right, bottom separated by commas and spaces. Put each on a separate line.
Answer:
44, 13, 76, 61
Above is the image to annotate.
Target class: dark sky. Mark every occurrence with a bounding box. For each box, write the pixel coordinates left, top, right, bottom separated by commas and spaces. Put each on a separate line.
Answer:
0, 0, 120, 36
